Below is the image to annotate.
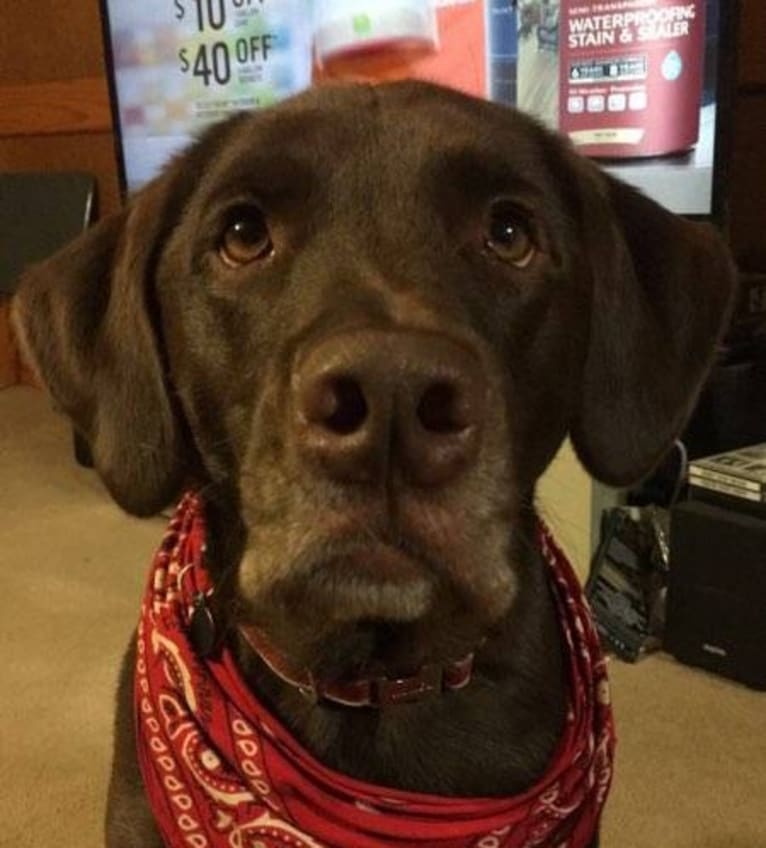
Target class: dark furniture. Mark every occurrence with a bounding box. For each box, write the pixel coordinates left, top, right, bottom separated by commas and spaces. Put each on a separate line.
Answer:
0, 171, 96, 466
666, 498, 766, 691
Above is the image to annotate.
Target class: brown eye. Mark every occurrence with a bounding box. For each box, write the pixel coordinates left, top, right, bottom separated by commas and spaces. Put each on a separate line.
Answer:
219, 206, 273, 267
485, 201, 536, 268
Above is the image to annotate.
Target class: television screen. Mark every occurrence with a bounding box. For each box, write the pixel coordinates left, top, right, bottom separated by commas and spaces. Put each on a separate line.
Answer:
101, 0, 726, 217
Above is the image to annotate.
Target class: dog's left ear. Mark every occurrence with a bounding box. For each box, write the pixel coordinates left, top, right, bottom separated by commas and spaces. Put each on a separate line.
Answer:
568, 159, 738, 486
12, 162, 196, 517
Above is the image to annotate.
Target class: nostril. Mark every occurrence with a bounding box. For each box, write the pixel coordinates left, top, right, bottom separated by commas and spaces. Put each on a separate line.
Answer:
324, 377, 368, 435
417, 382, 468, 434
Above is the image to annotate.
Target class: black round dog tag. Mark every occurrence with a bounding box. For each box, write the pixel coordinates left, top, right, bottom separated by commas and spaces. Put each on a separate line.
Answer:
190, 593, 217, 658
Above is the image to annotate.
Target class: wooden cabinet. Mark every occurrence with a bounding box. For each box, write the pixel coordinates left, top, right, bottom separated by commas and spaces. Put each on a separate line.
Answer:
0, 0, 118, 386
730, 1, 766, 271
0, 1, 119, 215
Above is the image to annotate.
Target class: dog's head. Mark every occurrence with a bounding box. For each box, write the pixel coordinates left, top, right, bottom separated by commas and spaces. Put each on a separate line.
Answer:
15, 82, 736, 680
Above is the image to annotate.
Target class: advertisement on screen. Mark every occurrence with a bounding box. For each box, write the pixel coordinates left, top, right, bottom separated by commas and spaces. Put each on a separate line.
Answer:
102, 0, 721, 216
104, 0, 313, 188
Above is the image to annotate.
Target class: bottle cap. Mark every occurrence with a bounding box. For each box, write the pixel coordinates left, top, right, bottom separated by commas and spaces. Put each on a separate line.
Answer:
314, 1, 438, 65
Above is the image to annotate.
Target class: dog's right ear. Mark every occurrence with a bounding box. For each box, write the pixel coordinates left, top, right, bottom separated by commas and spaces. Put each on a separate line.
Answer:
564, 155, 737, 487
13, 163, 194, 516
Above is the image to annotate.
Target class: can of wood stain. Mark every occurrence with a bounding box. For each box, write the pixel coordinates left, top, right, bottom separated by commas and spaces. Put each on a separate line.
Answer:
559, 0, 706, 158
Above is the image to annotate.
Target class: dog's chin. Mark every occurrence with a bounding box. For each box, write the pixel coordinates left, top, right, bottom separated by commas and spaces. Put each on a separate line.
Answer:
286, 544, 437, 623
238, 544, 491, 683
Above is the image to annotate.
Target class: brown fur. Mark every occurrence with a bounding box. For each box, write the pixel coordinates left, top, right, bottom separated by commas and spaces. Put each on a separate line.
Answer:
14, 81, 736, 847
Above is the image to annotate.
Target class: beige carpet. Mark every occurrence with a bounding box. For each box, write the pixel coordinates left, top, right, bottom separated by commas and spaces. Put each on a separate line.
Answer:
1, 385, 764, 847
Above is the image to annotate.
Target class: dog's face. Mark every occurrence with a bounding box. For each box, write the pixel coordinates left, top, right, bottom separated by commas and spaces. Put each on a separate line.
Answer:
15, 82, 735, 680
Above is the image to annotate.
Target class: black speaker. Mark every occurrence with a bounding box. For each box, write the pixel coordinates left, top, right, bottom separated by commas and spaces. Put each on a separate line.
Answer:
665, 499, 766, 690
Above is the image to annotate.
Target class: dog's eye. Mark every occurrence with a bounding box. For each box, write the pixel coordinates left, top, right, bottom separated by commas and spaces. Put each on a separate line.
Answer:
218, 206, 273, 267
485, 201, 536, 268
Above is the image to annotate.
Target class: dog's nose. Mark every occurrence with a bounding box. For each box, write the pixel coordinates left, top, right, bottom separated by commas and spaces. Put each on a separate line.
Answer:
292, 331, 486, 486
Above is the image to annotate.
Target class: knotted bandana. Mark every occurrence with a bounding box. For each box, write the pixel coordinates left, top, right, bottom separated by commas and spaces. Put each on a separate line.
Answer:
135, 493, 615, 847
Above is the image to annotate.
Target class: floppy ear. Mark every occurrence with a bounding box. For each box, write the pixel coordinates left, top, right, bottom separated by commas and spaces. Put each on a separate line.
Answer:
569, 162, 738, 486
13, 165, 195, 516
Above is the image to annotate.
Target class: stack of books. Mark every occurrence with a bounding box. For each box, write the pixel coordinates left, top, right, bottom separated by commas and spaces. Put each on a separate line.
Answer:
688, 443, 766, 516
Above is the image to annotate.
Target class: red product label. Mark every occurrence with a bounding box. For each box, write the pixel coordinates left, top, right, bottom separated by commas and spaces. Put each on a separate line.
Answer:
559, 1, 706, 158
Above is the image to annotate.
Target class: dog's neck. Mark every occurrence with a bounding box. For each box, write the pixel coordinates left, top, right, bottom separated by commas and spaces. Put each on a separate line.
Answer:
210, 502, 567, 798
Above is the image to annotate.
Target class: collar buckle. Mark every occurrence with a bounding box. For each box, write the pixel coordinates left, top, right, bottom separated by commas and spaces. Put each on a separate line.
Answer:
374, 663, 443, 706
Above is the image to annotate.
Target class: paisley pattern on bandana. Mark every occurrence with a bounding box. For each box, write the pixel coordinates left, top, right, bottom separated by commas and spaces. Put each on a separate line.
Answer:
135, 493, 615, 848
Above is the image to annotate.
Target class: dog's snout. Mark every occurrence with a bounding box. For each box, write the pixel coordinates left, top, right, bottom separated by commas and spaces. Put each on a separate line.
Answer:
293, 331, 486, 487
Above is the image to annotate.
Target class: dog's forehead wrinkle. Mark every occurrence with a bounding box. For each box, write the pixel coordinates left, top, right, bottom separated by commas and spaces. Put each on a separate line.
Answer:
315, 268, 472, 339
426, 143, 548, 193
376, 85, 555, 178
194, 104, 372, 209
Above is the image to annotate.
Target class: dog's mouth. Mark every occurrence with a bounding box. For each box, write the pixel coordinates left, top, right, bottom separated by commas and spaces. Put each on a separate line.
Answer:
275, 540, 438, 624
236, 524, 512, 691
235, 488, 518, 695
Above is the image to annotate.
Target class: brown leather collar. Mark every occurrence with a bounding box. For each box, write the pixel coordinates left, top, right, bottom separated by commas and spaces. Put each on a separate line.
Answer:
239, 625, 476, 708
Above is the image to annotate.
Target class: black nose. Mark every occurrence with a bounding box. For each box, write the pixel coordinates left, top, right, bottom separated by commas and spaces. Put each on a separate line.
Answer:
292, 330, 486, 487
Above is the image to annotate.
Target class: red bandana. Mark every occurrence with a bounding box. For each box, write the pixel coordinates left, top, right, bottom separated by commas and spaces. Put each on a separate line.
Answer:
135, 493, 615, 848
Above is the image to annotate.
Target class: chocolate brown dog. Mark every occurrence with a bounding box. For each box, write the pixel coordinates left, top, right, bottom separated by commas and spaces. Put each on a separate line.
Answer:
15, 81, 735, 847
